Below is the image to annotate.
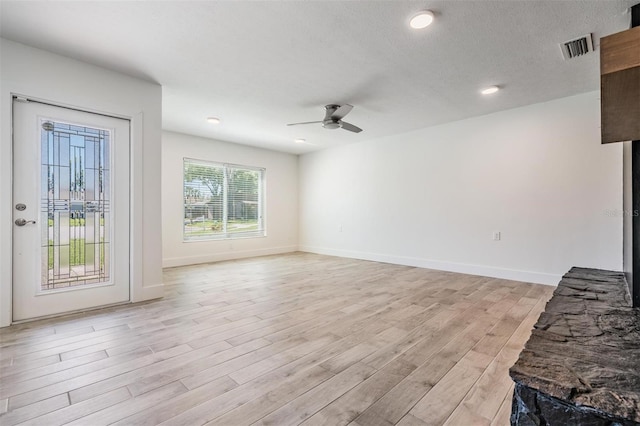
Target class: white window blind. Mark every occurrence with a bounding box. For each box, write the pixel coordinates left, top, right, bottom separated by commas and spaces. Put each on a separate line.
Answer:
183, 158, 264, 241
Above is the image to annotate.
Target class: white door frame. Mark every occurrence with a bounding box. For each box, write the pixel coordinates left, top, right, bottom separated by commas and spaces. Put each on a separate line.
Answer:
3, 93, 143, 325
12, 99, 132, 321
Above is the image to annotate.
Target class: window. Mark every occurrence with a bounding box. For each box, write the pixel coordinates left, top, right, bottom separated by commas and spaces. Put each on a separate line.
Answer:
183, 158, 265, 241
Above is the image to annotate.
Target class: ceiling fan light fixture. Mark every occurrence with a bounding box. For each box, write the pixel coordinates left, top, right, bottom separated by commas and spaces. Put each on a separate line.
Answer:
481, 86, 500, 95
323, 121, 341, 130
409, 10, 434, 29
207, 117, 221, 124
287, 103, 362, 133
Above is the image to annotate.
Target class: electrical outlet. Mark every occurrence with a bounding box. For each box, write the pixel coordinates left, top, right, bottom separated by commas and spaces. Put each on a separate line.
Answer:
493, 231, 501, 241
339, 224, 343, 232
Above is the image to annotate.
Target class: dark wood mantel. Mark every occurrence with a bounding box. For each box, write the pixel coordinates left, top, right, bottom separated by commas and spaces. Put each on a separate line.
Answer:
600, 26, 640, 144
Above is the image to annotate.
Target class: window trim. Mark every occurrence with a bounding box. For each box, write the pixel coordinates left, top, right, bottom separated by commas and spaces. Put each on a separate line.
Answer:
182, 158, 266, 242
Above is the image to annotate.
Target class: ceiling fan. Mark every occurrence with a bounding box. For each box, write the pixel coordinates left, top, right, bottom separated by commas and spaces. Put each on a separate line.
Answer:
287, 104, 363, 133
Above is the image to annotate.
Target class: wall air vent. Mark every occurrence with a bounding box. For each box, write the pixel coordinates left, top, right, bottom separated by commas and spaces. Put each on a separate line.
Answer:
560, 34, 594, 60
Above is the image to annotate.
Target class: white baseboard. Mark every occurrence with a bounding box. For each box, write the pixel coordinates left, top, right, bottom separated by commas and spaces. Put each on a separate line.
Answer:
298, 245, 561, 286
162, 245, 298, 268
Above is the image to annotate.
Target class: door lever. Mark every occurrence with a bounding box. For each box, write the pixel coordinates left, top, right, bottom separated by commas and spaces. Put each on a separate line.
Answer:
15, 218, 36, 226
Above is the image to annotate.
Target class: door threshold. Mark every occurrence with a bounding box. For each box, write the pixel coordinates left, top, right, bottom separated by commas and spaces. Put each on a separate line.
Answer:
11, 299, 133, 326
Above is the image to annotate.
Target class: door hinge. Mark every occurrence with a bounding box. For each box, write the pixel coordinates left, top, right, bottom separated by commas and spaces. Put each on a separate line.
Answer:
13, 96, 29, 103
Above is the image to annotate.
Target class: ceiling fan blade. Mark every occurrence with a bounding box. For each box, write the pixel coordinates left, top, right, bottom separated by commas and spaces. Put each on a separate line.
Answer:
331, 104, 353, 120
286, 121, 323, 126
340, 121, 362, 133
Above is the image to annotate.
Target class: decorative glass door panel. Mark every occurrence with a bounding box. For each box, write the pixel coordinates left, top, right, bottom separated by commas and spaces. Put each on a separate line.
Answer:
41, 121, 112, 291
13, 100, 130, 321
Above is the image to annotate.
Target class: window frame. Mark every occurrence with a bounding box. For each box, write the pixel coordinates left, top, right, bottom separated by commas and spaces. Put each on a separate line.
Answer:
182, 158, 265, 242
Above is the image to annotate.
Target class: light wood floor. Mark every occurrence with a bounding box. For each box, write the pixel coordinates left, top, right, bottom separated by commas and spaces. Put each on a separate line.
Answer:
0, 252, 554, 426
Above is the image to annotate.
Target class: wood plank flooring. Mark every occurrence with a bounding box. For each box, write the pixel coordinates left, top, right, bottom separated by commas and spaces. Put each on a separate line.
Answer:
0, 252, 554, 425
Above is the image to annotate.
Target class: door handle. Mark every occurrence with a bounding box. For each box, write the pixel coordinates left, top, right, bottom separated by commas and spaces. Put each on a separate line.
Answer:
15, 218, 36, 226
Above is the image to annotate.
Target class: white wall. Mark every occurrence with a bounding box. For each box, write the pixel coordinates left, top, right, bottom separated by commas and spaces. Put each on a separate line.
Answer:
0, 39, 163, 326
162, 131, 298, 267
299, 92, 623, 285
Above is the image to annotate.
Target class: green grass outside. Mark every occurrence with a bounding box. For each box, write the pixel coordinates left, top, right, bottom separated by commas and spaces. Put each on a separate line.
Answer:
47, 218, 105, 226
185, 219, 259, 235
47, 238, 104, 269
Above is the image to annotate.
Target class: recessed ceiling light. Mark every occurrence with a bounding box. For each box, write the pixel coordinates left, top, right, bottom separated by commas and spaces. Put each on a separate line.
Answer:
207, 117, 221, 124
294, 138, 306, 144
481, 86, 500, 95
409, 10, 434, 29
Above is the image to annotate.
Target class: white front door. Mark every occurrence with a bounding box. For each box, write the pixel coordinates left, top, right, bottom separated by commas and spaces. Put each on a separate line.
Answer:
12, 100, 130, 321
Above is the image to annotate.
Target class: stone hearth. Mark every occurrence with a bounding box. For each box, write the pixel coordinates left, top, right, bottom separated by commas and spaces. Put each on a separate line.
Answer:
509, 267, 640, 425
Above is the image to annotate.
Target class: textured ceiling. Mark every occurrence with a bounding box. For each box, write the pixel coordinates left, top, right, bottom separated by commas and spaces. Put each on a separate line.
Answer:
0, 1, 635, 154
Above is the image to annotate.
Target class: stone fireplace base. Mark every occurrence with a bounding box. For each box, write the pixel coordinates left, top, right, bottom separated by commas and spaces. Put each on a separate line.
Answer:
509, 267, 640, 425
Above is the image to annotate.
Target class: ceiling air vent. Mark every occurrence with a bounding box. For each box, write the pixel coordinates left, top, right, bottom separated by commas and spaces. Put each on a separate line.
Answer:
560, 34, 594, 60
